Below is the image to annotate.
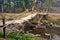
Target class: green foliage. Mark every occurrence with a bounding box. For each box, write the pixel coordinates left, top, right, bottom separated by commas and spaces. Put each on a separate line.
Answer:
48, 19, 60, 24
24, 0, 31, 9
46, 0, 53, 7
0, 30, 43, 40
7, 32, 17, 39
0, 30, 3, 37
3, 0, 33, 13
7, 32, 32, 40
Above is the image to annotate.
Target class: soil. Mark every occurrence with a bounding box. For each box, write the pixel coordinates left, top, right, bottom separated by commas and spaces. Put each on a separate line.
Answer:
0, 38, 6, 40
0, 38, 15, 40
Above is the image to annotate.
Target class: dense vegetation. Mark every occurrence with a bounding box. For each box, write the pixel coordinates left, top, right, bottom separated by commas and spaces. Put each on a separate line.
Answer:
0, 0, 54, 13
0, 30, 45, 40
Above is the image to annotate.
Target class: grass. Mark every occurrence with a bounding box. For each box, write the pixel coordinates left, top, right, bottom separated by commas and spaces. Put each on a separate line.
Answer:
48, 19, 60, 24
0, 30, 3, 37
0, 30, 44, 40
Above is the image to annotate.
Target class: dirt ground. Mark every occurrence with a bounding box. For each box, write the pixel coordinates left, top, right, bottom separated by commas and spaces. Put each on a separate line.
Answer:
0, 38, 15, 40
0, 38, 6, 40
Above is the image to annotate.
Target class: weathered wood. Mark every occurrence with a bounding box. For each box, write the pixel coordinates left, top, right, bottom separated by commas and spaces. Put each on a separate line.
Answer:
0, 13, 37, 26
2, 17, 6, 38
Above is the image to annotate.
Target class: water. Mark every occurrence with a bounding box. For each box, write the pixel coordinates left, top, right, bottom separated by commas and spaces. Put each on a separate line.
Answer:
52, 34, 60, 40
45, 27, 60, 40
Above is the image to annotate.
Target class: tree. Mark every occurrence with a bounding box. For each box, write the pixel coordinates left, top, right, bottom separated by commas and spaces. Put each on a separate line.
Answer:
38, 0, 46, 10
0, 0, 4, 12
46, 0, 53, 11
24, 0, 31, 9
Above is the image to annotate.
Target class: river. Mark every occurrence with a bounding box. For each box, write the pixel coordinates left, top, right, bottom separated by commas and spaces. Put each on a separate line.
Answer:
52, 34, 60, 40
45, 26, 60, 40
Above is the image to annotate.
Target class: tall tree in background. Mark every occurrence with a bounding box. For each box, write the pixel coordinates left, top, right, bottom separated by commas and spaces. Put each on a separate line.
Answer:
46, 0, 53, 11
2, 0, 35, 13
7, 0, 11, 12
40, 0, 46, 10
0, 0, 4, 12
25, 0, 30, 9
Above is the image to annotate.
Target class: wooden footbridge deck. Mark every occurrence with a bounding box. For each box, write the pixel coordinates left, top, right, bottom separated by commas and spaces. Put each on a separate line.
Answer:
0, 12, 60, 27
0, 13, 37, 26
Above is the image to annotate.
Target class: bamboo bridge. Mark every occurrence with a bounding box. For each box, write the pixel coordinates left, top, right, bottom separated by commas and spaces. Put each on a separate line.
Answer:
0, 12, 60, 27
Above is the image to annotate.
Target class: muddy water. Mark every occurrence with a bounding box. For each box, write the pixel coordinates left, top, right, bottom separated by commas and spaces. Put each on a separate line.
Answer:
52, 34, 60, 40
45, 27, 60, 40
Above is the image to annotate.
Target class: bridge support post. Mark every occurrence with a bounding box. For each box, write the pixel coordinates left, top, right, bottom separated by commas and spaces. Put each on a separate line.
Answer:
3, 27, 6, 38
2, 17, 6, 38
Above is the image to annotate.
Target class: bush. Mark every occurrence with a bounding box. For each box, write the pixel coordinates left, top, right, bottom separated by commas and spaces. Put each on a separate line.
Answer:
0, 30, 3, 37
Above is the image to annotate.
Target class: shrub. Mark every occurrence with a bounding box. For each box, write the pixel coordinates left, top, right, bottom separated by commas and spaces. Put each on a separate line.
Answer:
0, 30, 3, 37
